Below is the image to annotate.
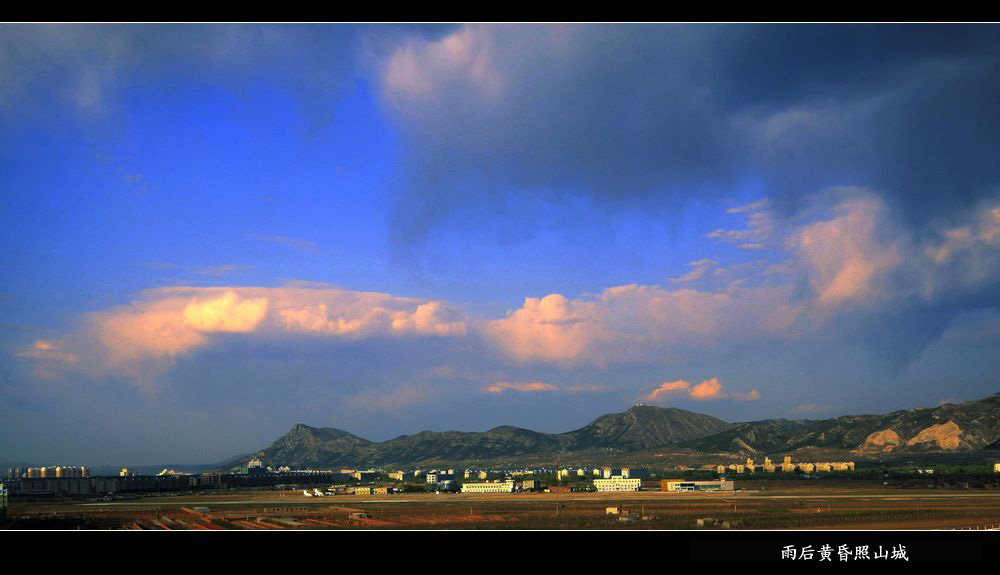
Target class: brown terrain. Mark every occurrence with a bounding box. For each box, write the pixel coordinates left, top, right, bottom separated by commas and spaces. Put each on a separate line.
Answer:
8, 481, 1000, 530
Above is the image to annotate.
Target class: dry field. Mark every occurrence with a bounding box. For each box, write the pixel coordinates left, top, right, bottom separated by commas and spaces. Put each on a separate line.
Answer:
8, 481, 1000, 530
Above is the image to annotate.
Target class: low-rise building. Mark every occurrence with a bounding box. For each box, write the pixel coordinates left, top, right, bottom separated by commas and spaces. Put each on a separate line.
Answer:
661, 479, 734, 492
461, 480, 515, 493
521, 479, 540, 491
593, 476, 641, 492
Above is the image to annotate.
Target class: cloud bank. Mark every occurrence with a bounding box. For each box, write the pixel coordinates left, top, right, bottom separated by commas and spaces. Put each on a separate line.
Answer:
372, 24, 1000, 244
642, 378, 762, 403
21, 187, 1000, 396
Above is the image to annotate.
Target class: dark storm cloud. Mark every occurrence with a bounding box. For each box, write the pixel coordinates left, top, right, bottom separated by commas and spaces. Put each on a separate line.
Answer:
373, 24, 1000, 242
0, 24, 358, 132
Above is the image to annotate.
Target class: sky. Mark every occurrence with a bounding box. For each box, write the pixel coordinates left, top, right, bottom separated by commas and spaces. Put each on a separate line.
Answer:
3, 24, 1000, 466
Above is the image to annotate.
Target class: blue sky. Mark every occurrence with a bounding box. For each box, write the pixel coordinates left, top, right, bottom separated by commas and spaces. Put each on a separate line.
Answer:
3, 24, 1000, 465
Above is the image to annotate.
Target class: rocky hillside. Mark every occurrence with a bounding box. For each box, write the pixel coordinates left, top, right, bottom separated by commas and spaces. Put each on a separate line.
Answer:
682, 392, 1000, 456
562, 405, 734, 451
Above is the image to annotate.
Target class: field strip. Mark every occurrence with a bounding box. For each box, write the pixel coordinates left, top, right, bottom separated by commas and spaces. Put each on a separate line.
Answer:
72, 491, 1000, 508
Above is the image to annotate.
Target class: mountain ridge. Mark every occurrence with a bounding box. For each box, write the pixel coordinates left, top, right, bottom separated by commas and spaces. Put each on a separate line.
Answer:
225, 392, 1000, 469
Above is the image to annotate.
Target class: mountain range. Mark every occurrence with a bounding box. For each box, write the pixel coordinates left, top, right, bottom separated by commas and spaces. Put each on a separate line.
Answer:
227, 392, 1000, 470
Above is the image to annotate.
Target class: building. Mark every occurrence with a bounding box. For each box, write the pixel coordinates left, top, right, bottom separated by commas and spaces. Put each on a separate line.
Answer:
620, 467, 648, 479
425, 472, 454, 484
600, 466, 623, 478
556, 469, 580, 480
246, 457, 267, 475
592, 476, 641, 492
0, 482, 7, 520
994, 463, 1000, 473
198, 473, 222, 489
661, 479, 734, 492
521, 479, 540, 491
461, 480, 515, 493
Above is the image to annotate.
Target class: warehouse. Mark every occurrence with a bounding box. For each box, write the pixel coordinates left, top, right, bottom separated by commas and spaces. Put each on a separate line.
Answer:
660, 479, 734, 492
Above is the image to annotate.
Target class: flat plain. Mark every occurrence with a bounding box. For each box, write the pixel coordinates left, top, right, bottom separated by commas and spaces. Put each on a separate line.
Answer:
8, 480, 1000, 530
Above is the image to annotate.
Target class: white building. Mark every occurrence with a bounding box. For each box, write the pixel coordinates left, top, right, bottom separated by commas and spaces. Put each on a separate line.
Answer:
461, 480, 515, 493
662, 479, 734, 492
593, 476, 642, 492
620, 467, 649, 479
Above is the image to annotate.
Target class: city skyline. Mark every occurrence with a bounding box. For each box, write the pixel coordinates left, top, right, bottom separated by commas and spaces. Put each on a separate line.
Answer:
3, 24, 1000, 465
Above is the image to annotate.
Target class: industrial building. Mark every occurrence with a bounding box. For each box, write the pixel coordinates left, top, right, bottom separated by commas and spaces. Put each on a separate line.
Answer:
460, 480, 515, 493
661, 479, 734, 492
592, 476, 642, 492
